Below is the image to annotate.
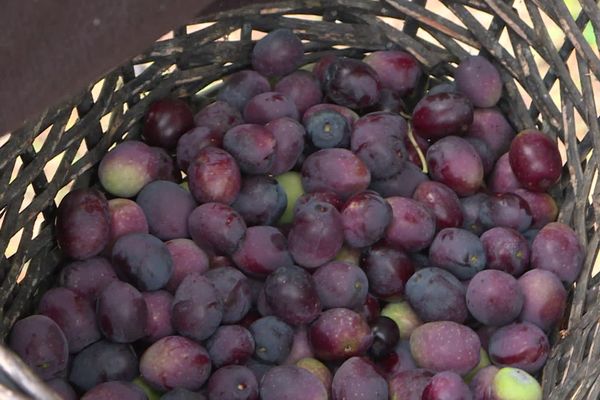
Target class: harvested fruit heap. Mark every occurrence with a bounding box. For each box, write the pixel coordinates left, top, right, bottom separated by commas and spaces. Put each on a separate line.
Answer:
8, 28, 583, 400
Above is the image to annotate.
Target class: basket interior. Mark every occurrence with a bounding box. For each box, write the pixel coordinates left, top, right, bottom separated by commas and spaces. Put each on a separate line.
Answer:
1, 0, 600, 398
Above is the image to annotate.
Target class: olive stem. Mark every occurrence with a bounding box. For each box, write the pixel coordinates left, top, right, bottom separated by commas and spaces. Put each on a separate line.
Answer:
408, 124, 428, 174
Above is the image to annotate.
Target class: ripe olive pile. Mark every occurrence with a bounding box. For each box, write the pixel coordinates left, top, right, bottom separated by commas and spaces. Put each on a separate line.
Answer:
8, 28, 583, 400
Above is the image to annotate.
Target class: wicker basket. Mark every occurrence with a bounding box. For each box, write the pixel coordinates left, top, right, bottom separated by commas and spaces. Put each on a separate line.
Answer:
1, 0, 600, 398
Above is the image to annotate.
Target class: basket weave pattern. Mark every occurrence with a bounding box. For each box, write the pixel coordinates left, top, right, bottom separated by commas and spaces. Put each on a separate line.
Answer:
1, 0, 600, 398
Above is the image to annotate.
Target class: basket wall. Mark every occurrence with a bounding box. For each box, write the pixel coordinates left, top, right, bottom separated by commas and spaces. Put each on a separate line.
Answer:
1, 0, 600, 398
